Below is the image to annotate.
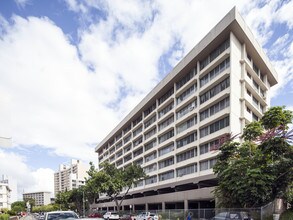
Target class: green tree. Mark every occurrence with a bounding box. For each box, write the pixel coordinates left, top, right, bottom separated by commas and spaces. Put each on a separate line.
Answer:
86, 162, 146, 212
68, 186, 89, 217
11, 201, 26, 214
55, 190, 72, 210
24, 198, 35, 211
214, 106, 293, 208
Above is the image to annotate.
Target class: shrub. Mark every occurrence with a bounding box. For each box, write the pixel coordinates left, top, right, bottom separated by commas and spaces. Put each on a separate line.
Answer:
280, 210, 293, 220
0, 214, 10, 220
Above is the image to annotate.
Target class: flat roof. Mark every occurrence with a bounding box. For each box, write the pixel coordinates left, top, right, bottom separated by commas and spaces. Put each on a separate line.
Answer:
95, 7, 278, 152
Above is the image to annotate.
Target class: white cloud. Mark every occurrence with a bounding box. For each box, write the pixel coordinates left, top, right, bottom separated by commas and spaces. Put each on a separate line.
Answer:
14, 0, 30, 9
0, 149, 54, 199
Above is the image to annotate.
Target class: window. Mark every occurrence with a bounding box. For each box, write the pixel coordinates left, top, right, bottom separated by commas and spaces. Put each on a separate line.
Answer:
116, 142, 122, 150
253, 80, 259, 91
144, 127, 156, 140
133, 147, 143, 158
200, 39, 230, 70
247, 89, 251, 96
200, 77, 230, 104
144, 115, 156, 128
247, 53, 252, 62
200, 116, 230, 138
123, 135, 131, 144
159, 157, 174, 169
200, 160, 209, 171
200, 139, 220, 155
176, 116, 197, 133
176, 148, 196, 162
124, 145, 131, 154
252, 113, 259, 121
144, 139, 157, 151
200, 57, 230, 87
176, 132, 197, 148
158, 88, 174, 105
145, 175, 157, 185
133, 137, 142, 147
144, 102, 156, 117
144, 163, 157, 173
246, 106, 251, 113
133, 126, 142, 137
253, 63, 259, 75
177, 164, 197, 177
159, 129, 174, 144
253, 96, 259, 108
199, 158, 217, 171
200, 97, 230, 121
159, 143, 174, 156
176, 99, 197, 119
159, 170, 174, 181
158, 115, 174, 131
116, 150, 123, 158
134, 158, 143, 166
176, 83, 197, 105
123, 125, 131, 134
124, 154, 132, 163
158, 102, 174, 119
116, 133, 122, 141
133, 116, 142, 127
145, 152, 157, 162
176, 68, 197, 90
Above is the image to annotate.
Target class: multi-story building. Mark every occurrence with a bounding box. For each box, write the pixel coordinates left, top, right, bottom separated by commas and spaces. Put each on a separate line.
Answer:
0, 182, 11, 209
54, 159, 89, 195
94, 7, 278, 211
23, 191, 51, 206
0, 175, 17, 204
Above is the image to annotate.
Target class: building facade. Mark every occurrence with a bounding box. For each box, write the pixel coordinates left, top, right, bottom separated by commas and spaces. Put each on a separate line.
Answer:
94, 7, 278, 211
23, 191, 51, 206
0, 182, 11, 209
54, 159, 89, 196
0, 175, 17, 205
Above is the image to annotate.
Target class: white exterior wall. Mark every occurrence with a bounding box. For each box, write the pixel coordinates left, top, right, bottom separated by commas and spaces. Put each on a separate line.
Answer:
229, 32, 243, 136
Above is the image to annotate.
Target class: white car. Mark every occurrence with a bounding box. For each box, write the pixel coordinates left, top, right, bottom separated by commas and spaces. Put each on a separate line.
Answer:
44, 211, 79, 220
136, 212, 158, 220
103, 212, 120, 220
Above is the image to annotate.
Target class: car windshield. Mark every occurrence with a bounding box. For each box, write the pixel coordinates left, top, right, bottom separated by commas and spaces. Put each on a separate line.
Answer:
48, 213, 78, 220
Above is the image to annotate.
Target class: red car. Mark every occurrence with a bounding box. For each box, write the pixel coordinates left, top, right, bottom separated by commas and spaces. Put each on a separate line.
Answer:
88, 212, 103, 218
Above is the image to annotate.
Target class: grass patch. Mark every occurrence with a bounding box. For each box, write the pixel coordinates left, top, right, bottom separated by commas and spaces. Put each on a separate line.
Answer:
280, 210, 293, 220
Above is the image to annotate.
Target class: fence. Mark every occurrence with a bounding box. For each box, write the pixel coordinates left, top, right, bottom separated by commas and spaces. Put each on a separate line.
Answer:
119, 208, 262, 220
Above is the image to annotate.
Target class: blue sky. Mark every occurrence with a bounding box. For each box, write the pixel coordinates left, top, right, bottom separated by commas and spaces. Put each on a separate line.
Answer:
0, 0, 292, 198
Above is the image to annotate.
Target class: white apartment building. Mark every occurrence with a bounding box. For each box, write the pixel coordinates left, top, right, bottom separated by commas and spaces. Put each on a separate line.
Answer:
0, 175, 17, 205
94, 7, 278, 211
23, 191, 51, 206
54, 159, 89, 195
0, 182, 11, 209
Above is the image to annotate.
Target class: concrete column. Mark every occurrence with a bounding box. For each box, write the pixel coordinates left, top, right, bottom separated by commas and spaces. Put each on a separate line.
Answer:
146, 203, 149, 211
162, 202, 165, 211
184, 200, 188, 212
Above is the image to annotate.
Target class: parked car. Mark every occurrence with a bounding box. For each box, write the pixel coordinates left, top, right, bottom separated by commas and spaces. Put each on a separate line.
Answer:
211, 211, 253, 220
136, 212, 158, 220
88, 212, 104, 218
103, 212, 120, 220
44, 211, 79, 220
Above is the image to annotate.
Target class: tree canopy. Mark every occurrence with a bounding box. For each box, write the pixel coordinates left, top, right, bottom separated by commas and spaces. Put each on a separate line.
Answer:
86, 161, 146, 211
213, 106, 293, 208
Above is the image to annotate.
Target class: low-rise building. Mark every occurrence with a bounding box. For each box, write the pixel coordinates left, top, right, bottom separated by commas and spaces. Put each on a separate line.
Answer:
23, 191, 51, 206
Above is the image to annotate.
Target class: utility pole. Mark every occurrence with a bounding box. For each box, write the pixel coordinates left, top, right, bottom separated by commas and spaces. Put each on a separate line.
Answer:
83, 190, 85, 217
